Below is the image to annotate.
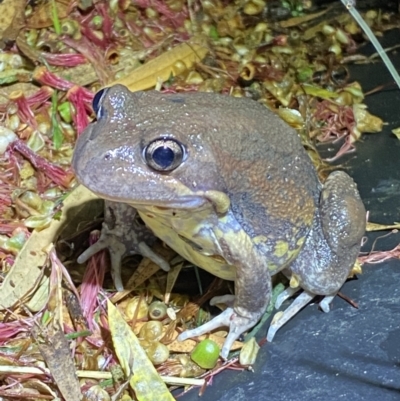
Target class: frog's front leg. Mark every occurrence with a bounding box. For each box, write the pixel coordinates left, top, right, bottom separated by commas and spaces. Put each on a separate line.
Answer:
77, 201, 170, 291
178, 233, 272, 359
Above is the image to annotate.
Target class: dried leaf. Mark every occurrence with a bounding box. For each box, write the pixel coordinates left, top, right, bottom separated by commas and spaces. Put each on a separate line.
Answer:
366, 221, 400, 231
112, 42, 208, 92
32, 325, 82, 401
107, 300, 175, 401
0, 0, 25, 43
392, 127, 400, 139
26, 0, 72, 29
26, 276, 50, 312
301, 83, 339, 99
239, 337, 260, 365
349, 259, 362, 277
0, 185, 98, 310
280, 8, 330, 28
0, 68, 32, 85
353, 103, 383, 133
0, 83, 40, 103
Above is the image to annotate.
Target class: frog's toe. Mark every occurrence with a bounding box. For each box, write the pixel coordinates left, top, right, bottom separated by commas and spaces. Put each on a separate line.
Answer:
267, 290, 315, 342
209, 294, 235, 307
77, 233, 126, 291
178, 307, 258, 359
178, 308, 234, 342
319, 294, 335, 313
109, 246, 125, 291
275, 287, 300, 309
137, 242, 170, 272
77, 235, 124, 265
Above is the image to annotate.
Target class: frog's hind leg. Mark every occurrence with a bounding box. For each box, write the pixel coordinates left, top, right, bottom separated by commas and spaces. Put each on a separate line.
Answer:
267, 290, 315, 342
267, 172, 365, 341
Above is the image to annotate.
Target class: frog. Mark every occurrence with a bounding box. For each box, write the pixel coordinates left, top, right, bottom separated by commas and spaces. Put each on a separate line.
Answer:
72, 85, 366, 359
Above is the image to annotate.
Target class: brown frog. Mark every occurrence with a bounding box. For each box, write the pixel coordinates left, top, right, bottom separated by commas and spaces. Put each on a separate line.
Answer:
72, 85, 366, 358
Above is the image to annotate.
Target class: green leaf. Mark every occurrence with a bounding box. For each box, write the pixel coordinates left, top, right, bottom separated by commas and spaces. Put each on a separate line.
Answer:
209, 26, 219, 40
51, 91, 64, 149
51, 0, 61, 35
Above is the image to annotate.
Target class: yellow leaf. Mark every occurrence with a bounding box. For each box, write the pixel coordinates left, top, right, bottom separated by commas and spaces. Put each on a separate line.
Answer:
301, 83, 339, 99
366, 221, 400, 231
107, 300, 175, 401
112, 41, 208, 92
392, 127, 400, 139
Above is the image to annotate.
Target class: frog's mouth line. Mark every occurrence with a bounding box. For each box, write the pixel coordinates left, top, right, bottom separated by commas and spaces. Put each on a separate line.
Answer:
92, 192, 211, 211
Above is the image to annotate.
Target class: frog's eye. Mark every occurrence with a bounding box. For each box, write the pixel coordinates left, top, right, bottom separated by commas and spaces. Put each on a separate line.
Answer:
92, 89, 106, 118
144, 138, 185, 172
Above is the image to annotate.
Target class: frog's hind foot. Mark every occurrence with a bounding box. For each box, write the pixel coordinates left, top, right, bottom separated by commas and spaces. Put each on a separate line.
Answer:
267, 291, 337, 341
275, 286, 301, 309
267, 290, 315, 342
319, 294, 335, 313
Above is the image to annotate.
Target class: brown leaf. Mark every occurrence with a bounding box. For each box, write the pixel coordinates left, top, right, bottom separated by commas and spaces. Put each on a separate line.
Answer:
0, 0, 25, 44
26, 0, 72, 29
32, 325, 82, 401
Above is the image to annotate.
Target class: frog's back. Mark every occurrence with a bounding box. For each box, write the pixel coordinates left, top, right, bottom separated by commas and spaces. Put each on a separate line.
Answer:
135, 91, 320, 269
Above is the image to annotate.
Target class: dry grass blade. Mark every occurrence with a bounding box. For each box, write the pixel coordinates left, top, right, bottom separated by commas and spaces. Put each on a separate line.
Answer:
366, 222, 400, 231
280, 8, 330, 28
112, 42, 209, 92
165, 262, 183, 304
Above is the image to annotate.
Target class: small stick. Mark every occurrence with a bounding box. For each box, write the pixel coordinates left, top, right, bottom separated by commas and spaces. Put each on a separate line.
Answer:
340, 0, 400, 90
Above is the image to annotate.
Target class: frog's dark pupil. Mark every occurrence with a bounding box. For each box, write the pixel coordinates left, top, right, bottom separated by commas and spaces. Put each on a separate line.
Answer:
153, 146, 174, 169
145, 137, 184, 172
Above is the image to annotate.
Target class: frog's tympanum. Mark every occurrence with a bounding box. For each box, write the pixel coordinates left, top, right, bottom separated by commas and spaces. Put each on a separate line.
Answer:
72, 85, 366, 358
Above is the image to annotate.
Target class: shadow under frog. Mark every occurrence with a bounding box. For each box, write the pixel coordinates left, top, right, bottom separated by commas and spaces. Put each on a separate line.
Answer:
72, 85, 366, 359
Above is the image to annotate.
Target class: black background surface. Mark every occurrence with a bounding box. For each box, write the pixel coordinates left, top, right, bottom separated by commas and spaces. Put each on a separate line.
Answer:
179, 7, 400, 401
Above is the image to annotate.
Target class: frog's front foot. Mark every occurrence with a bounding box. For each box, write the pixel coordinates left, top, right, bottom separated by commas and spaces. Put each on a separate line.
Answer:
178, 306, 260, 359
77, 201, 170, 291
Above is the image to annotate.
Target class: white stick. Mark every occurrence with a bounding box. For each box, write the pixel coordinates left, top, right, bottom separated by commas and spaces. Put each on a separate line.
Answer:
0, 366, 205, 387
340, 0, 400, 90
